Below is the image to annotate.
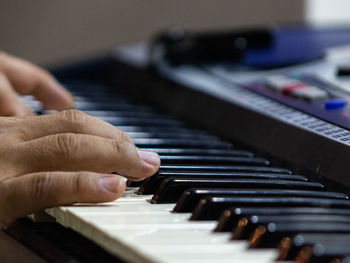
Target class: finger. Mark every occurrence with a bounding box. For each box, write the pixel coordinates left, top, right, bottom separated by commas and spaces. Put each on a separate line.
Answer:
17, 110, 126, 141
16, 133, 160, 180
0, 52, 74, 110
0, 172, 126, 227
0, 72, 33, 116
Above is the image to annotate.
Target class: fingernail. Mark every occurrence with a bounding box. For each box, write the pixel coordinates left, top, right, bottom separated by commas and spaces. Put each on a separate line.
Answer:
137, 150, 160, 167
100, 175, 123, 193
119, 176, 127, 188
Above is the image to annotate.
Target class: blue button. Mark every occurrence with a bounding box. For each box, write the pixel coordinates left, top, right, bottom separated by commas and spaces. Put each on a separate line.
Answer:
324, 99, 347, 110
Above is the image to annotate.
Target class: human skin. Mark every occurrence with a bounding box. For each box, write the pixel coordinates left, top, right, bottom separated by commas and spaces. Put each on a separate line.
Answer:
0, 52, 160, 228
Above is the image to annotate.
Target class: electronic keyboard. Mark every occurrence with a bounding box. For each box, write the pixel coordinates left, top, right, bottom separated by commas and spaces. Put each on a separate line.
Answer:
5, 38, 350, 263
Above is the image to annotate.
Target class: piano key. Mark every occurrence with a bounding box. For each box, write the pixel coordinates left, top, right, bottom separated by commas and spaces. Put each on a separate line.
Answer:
62, 80, 113, 90
83, 110, 170, 118
126, 180, 145, 187
215, 206, 350, 232
73, 96, 130, 103
138, 172, 307, 195
74, 101, 152, 111
190, 196, 350, 221
127, 132, 220, 140
133, 138, 233, 149
174, 188, 346, 213
249, 222, 350, 249
159, 156, 269, 165
279, 233, 350, 261
232, 214, 350, 240
152, 179, 324, 204
158, 165, 292, 174
145, 148, 254, 157
118, 126, 206, 134
51, 198, 278, 263
294, 243, 350, 263
99, 116, 185, 127
71, 90, 119, 97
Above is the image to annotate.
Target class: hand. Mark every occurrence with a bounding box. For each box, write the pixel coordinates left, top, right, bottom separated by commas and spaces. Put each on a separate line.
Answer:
0, 51, 74, 116
0, 110, 160, 228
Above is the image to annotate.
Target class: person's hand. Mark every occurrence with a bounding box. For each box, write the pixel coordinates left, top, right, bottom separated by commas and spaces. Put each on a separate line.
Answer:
0, 110, 160, 229
0, 51, 74, 116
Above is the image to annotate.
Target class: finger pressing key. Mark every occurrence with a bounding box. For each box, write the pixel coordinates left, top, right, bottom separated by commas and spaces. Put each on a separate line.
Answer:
15, 133, 160, 180
0, 171, 127, 227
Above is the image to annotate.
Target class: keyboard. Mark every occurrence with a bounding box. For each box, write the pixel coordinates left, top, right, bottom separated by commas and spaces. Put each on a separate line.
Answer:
14, 43, 350, 262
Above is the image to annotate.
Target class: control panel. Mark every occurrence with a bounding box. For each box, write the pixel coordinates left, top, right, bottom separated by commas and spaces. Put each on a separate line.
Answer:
204, 46, 350, 132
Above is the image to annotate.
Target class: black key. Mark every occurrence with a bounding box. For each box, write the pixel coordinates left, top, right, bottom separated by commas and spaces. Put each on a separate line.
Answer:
99, 116, 185, 127
249, 222, 350, 249
174, 188, 346, 213
341, 256, 350, 263
215, 206, 350, 232
294, 243, 350, 263
159, 156, 269, 165
158, 165, 292, 174
190, 196, 350, 221
73, 96, 129, 103
72, 90, 119, 97
138, 172, 307, 195
152, 179, 324, 204
74, 101, 152, 111
118, 126, 205, 134
83, 110, 168, 118
134, 138, 233, 149
126, 180, 144, 187
233, 214, 350, 240
145, 148, 253, 157
128, 132, 219, 140
279, 233, 350, 261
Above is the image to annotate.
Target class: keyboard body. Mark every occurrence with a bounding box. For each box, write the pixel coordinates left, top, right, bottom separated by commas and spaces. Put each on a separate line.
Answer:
9, 42, 350, 262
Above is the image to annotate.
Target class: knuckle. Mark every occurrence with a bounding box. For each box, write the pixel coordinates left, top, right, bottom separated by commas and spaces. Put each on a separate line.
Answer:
112, 138, 122, 155
71, 172, 90, 194
62, 109, 87, 123
120, 130, 133, 144
30, 173, 52, 201
54, 133, 80, 157
112, 131, 135, 155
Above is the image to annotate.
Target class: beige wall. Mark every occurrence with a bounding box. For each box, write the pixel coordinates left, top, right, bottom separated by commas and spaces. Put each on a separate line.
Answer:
0, 1, 304, 66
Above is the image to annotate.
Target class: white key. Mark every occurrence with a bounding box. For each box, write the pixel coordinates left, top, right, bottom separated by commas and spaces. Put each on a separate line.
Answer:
47, 198, 279, 263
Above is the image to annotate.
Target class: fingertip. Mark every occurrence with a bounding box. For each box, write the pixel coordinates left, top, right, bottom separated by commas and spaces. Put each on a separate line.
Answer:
44, 85, 75, 110
137, 149, 161, 176
99, 174, 126, 199
39, 77, 75, 110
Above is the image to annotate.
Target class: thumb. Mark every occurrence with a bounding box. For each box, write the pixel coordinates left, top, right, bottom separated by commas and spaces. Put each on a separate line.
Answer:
0, 171, 126, 227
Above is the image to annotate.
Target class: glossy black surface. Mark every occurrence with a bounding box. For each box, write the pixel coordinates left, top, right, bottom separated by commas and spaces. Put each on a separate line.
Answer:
152, 179, 324, 204
215, 207, 350, 232
190, 196, 350, 220
138, 172, 307, 195
174, 188, 347, 213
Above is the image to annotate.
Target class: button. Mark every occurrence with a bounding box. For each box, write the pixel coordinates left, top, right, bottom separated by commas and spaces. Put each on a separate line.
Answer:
265, 75, 305, 92
281, 83, 308, 94
325, 99, 346, 110
292, 86, 328, 100
337, 65, 350, 76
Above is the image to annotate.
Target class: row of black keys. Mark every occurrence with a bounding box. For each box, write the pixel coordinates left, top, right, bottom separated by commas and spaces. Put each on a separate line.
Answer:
65, 81, 350, 263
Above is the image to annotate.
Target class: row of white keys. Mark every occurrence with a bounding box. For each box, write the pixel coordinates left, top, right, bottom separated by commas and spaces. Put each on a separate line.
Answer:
47, 192, 281, 263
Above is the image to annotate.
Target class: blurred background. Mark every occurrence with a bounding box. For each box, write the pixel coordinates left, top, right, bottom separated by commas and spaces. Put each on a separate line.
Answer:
0, 0, 349, 66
